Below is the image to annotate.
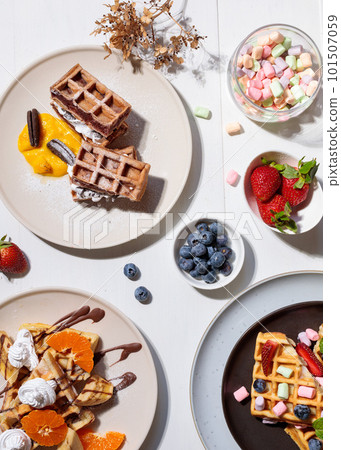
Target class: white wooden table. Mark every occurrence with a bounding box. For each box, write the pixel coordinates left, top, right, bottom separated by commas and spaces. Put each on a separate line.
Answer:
0, 0, 322, 448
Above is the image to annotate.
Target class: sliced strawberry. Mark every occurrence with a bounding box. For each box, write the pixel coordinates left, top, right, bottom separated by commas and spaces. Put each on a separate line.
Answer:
296, 343, 323, 377
261, 340, 279, 376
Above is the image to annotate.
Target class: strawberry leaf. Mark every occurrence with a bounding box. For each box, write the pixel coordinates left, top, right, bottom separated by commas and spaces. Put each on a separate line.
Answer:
261, 157, 284, 171
280, 164, 299, 179
299, 159, 316, 174
0, 234, 12, 249
294, 177, 305, 189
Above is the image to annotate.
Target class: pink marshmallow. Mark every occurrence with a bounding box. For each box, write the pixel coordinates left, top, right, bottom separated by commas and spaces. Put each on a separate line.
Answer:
273, 401, 287, 417
284, 68, 294, 79
226, 169, 239, 186
263, 63, 275, 78
306, 329, 320, 341
262, 87, 272, 100
262, 45, 272, 58
262, 78, 271, 88
248, 79, 263, 89
247, 87, 262, 101
298, 332, 311, 347
316, 377, 323, 387
299, 81, 308, 93
256, 69, 266, 81
295, 424, 308, 430
233, 386, 249, 402
298, 386, 316, 399
263, 419, 278, 425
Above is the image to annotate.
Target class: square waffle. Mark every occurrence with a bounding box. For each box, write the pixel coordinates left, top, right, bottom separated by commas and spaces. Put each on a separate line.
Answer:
285, 425, 318, 450
251, 332, 323, 425
50, 64, 131, 138
71, 141, 150, 202
0, 332, 19, 385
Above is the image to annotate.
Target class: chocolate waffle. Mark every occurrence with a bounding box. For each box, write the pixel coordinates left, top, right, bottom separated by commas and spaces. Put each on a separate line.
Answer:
251, 332, 323, 426
285, 425, 319, 450
50, 64, 131, 144
71, 141, 150, 202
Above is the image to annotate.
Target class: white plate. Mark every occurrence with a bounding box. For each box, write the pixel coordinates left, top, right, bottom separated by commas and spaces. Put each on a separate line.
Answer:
244, 151, 323, 234
190, 271, 322, 449
173, 218, 245, 290
0, 46, 192, 249
0, 287, 158, 450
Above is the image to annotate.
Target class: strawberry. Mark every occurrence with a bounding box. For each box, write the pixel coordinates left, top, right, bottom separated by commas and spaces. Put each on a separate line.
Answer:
296, 343, 323, 377
261, 340, 279, 376
280, 157, 319, 206
0, 235, 28, 274
251, 164, 281, 202
257, 194, 297, 233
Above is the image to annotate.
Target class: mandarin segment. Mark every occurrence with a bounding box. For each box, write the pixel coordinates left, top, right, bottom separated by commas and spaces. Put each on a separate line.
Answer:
78, 428, 126, 450
21, 410, 68, 447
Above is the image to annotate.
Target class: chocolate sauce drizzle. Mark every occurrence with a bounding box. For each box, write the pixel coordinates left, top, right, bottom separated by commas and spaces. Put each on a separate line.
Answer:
109, 372, 137, 392
94, 343, 142, 366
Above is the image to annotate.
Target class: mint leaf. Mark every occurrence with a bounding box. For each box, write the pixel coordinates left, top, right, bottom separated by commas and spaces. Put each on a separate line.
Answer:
313, 418, 323, 440
320, 338, 323, 354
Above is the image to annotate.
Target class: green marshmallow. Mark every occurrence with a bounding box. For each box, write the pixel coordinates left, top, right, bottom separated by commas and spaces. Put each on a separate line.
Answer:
278, 383, 289, 400
272, 44, 286, 58
277, 365, 293, 378
296, 58, 303, 72
194, 106, 211, 119
282, 37, 292, 50
290, 74, 300, 86
291, 85, 305, 101
286, 55, 297, 70
279, 105, 289, 110
270, 79, 284, 98
252, 60, 261, 72
262, 97, 274, 107
300, 95, 309, 103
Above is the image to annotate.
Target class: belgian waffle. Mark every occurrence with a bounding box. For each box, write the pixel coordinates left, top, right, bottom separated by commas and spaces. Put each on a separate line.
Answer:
0, 332, 19, 385
313, 324, 323, 365
71, 141, 150, 202
285, 425, 318, 450
50, 64, 131, 140
251, 332, 323, 425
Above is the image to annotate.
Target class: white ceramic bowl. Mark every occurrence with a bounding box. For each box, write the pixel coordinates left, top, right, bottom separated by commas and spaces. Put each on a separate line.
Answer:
244, 151, 323, 234
173, 218, 245, 291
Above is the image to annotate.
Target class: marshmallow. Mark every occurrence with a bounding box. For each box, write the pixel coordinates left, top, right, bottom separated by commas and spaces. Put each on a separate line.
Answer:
295, 424, 308, 430
288, 45, 303, 56
275, 57, 288, 70
284, 88, 297, 105
237, 56, 243, 67
299, 82, 308, 94
273, 401, 287, 417
301, 75, 313, 85
225, 122, 241, 136
233, 386, 250, 402
262, 78, 271, 88
226, 169, 240, 185
272, 44, 286, 58
286, 55, 297, 70
247, 87, 262, 101
252, 60, 261, 73
316, 377, 323, 387
262, 87, 272, 100
248, 79, 263, 89
266, 56, 275, 64
257, 34, 272, 46
290, 74, 300, 86
240, 44, 253, 55
273, 65, 283, 77
243, 54, 253, 69
255, 396, 265, 411
300, 53, 312, 67
262, 419, 278, 425
296, 59, 304, 72
291, 84, 305, 101
194, 106, 210, 119
262, 97, 273, 107
256, 68, 266, 81
270, 79, 284, 98
277, 365, 293, 378
263, 62, 275, 78
284, 67, 294, 79
243, 68, 255, 79
282, 37, 292, 50
278, 383, 289, 400
252, 46, 263, 60
299, 68, 315, 79
298, 386, 316, 399
262, 45, 272, 58
306, 80, 318, 97
270, 31, 284, 44
236, 67, 245, 78
298, 331, 311, 347
279, 76, 290, 89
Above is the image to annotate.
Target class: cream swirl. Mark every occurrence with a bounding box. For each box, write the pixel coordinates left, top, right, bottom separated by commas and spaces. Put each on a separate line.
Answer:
8, 329, 38, 371
18, 378, 57, 409
0, 429, 32, 450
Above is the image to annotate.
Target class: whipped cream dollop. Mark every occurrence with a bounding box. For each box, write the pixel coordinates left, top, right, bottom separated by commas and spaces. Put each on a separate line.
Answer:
18, 378, 57, 409
8, 329, 38, 372
55, 103, 103, 144
0, 429, 32, 450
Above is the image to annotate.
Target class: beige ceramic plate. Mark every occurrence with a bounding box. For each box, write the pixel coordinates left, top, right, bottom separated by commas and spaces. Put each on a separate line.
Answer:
0, 46, 192, 249
0, 288, 158, 450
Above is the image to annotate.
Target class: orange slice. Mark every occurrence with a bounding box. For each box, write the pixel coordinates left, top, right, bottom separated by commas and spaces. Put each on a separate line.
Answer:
47, 330, 94, 373
78, 429, 126, 450
21, 410, 68, 447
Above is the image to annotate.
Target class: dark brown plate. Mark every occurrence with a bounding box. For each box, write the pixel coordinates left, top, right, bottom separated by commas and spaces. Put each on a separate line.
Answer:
221, 301, 323, 450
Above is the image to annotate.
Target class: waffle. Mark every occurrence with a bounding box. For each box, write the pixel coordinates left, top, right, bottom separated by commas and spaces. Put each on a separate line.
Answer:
71, 141, 150, 202
0, 332, 19, 385
313, 324, 323, 365
285, 425, 318, 450
251, 332, 323, 425
50, 64, 131, 138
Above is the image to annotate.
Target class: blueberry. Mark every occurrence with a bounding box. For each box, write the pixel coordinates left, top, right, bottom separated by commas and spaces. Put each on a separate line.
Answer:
219, 247, 232, 259
207, 246, 215, 259
191, 243, 207, 257
209, 222, 224, 235
179, 245, 192, 259
194, 258, 208, 275
210, 252, 225, 268
179, 257, 194, 272
220, 261, 232, 276
196, 222, 208, 233
253, 379, 266, 393
308, 439, 322, 450
294, 404, 311, 421
187, 233, 200, 247
190, 268, 201, 279
199, 231, 214, 246
123, 263, 138, 280
216, 234, 228, 247
202, 271, 217, 284
134, 286, 150, 302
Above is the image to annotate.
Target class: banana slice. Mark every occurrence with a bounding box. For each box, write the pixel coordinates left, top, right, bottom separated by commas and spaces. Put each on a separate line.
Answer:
57, 427, 84, 449
75, 375, 114, 406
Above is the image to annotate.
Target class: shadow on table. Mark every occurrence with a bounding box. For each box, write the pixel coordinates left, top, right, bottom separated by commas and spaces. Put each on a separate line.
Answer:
38, 93, 203, 259
139, 332, 170, 450
194, 238, 256, 301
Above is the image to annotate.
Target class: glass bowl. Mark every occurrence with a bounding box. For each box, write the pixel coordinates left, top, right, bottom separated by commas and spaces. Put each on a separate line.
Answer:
227, 24, 322, 123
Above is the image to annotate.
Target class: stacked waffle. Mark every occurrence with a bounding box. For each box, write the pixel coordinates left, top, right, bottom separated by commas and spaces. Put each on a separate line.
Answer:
251, 331, 323, 449
50, 64, 151, 202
